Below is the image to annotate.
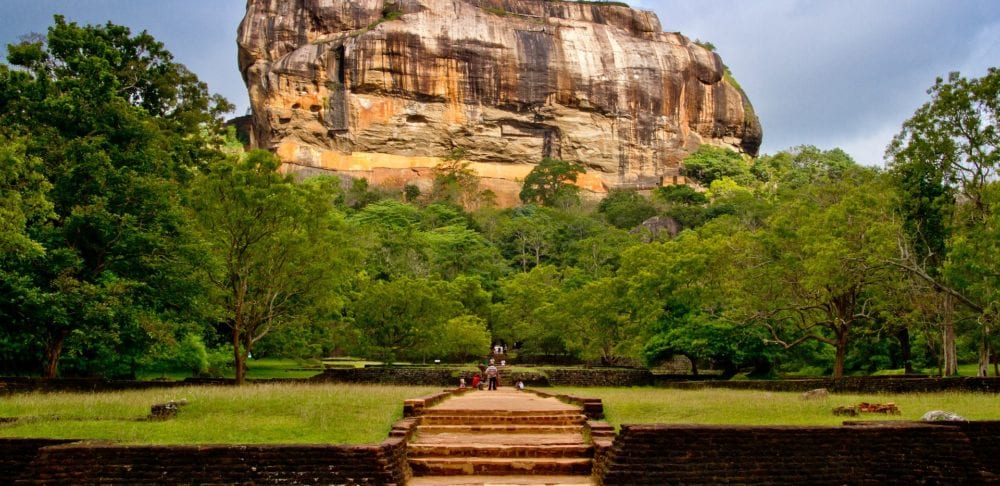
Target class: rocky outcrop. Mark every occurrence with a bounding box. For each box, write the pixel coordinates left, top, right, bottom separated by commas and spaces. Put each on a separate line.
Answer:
238, 0, 762, 205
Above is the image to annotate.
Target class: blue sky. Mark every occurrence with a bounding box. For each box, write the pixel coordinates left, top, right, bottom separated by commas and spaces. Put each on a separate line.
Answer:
2, 0, 997, 166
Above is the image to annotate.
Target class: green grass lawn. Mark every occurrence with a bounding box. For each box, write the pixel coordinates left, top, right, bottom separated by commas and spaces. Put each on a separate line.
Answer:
0, 384, 438, 444
137, 358, 326, 381
555, 387, 1000, 428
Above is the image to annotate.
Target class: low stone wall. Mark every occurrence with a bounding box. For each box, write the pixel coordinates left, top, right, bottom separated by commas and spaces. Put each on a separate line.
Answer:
4, 438, 409, 485
311, 367, 460, 387
0, 439, 77, 483
0, 377, 312, 395
7, 373, 998, 396
547, 368, 652, 387
599, 421, 999, 485
655, 376, 1000, 393
528, 390, 605, 419
312, 366, 654, 387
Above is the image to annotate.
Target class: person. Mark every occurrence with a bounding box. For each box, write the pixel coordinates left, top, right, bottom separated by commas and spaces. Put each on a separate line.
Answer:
485, 362, 499, 390
471, 374, 481, 390
459, 377, 466, 389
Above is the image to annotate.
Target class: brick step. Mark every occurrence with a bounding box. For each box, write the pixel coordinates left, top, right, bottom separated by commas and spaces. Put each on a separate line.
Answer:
416, 425, 585, 435
411, 432, 586, 447
420, 415, 586, 426
408, 444, 594, 459
407, 475, 595, 486
409, 457, 593, 476
422, 409, 582, 418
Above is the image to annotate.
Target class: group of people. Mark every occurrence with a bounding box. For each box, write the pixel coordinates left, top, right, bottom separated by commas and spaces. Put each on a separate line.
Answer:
459, 358, 523, 391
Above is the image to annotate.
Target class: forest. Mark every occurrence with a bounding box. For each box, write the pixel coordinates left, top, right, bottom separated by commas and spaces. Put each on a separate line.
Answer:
1, 19, 998, 383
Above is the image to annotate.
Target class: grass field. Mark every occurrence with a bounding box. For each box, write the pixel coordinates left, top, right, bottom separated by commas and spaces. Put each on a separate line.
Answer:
0, 384, 438, 444
554, 387, 1000, 428
4, 385, 1000, 444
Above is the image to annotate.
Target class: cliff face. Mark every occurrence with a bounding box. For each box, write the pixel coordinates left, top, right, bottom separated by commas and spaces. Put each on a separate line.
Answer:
238, 0, 762, 205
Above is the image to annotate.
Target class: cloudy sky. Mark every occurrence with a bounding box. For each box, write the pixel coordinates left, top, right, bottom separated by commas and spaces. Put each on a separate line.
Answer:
2, 0, 997, 166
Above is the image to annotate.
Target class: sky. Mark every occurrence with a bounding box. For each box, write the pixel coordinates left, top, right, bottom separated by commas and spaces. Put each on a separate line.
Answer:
1, 0, 997, 166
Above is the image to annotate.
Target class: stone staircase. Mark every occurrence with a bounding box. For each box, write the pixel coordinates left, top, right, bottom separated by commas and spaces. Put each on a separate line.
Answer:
407, 390, 597, 486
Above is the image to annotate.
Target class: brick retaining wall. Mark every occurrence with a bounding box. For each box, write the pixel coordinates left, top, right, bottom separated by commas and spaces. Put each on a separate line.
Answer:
3, 439, 409, 485
312, 367, 653, 387
0, 439, 76, 484
5, 373, 1000, 396
656, 376, 1000, 393
599, 422, 1000, 485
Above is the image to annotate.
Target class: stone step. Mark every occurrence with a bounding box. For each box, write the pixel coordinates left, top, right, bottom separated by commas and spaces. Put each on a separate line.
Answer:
416, 424, 585, 435
408, 443, 594, 459
409, 457, 593, 476
420, 414, 586, 426
407, 475, 595, 486
411, 432, 586, 447
422, 409, 583, 418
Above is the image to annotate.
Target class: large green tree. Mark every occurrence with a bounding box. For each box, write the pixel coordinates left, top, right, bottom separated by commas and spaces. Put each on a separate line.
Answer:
887, 68, 999, 375
188, 151, 354, 384
730, 167, 900, 378
0, 18, 230, 377
349, 277, 491, 364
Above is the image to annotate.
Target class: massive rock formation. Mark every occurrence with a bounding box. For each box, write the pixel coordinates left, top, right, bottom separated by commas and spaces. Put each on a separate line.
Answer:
238, 0, 762, 205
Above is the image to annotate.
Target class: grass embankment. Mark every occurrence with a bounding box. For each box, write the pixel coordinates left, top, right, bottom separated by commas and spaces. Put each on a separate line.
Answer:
0, 384, 437, 444
555, 388, 1000, 428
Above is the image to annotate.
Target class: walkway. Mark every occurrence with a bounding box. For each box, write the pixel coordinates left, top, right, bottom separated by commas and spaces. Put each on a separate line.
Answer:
407, 387, 596, 486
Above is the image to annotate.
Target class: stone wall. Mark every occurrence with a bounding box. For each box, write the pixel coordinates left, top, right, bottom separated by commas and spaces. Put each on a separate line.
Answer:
0, 377, 313, 395
656, 376, 1000, 393
6, 373, 999, 396
949, 421, 1000, 478
313, 366, 653, 387
5, 439, 409, 485
0, 439, 76, 483
599, 422, 999, 485
312, 367, 460, 386
547, 368, 653, 387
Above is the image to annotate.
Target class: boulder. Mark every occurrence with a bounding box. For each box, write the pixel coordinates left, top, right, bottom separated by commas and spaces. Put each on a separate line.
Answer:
921, 410, 967, 422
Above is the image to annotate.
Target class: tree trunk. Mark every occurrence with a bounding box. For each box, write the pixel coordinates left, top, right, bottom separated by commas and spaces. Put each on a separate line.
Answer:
43, 329, 69, 379
833, 326, 848, 379
978, 325, 990, 378
896, 328, 913, 374
233, 328, 246, 385
942, 295, 958, 376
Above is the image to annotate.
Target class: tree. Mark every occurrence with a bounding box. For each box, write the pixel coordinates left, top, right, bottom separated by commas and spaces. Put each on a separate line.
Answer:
730, 168, 900, 377
887, 68, 1000, 375
559, 277, 642, 365
431, 148, 490, 209
0, 18, 229, 377
189, 151, 354, 384
680, 145, 752, 186
519, 158, 585, 206
498, 206, 558, 272
597, 189, 657, 229
350, 277, 489, 363
752, 145, 856, 190
494, 265, 573, 357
